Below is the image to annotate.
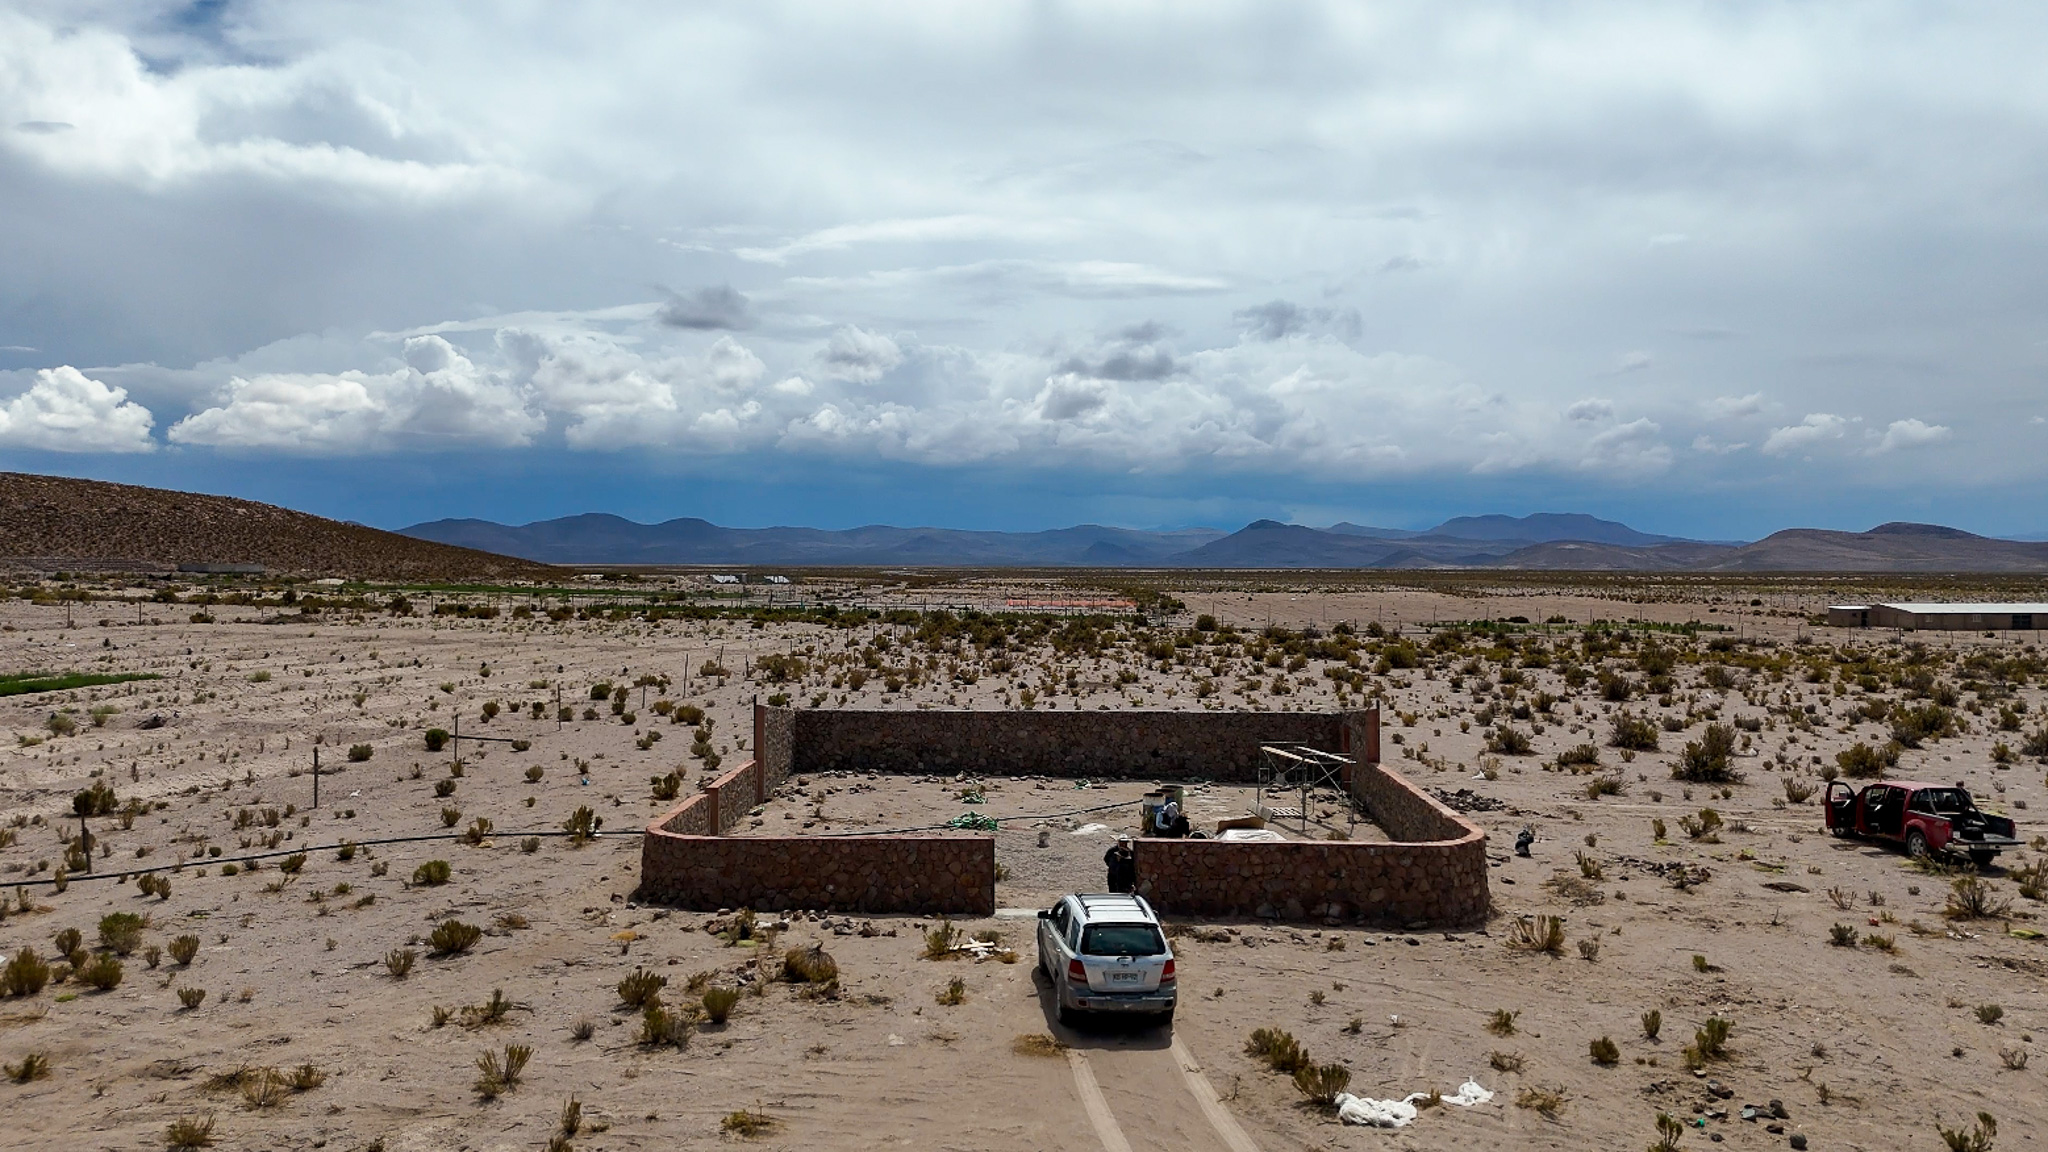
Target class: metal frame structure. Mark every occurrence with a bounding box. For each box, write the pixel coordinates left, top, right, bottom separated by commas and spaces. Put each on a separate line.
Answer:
1257, 743, 1356, 835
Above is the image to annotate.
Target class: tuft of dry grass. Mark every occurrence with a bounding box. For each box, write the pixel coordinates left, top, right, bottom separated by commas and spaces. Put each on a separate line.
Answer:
1488, 1050, 1524, 1073
1506, 915, 1565, 955
1292, 1062, 1351, 1108
1012, 1033, 1068, 1058
166, 1113, 216, 1150
5, 1052, 50, 1082
1515, 1085, 1568, 1118
722, 1107, 777, 1137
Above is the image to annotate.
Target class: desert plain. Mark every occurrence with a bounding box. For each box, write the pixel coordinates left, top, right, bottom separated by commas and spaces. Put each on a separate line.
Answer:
0, 570, 2044, 1152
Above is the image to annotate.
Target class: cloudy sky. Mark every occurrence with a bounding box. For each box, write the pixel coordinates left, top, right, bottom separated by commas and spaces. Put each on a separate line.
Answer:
3, 2, 2046, 539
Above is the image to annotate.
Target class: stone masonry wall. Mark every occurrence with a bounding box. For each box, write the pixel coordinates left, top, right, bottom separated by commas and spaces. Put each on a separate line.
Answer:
638, 828, 994, 915
787, 708, 1344, 782
1134, 717, 1488, 926
644, 704, 1481, 924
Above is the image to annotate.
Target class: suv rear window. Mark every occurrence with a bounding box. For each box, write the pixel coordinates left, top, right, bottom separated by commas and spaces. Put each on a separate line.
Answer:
1080, 924, 1166, 957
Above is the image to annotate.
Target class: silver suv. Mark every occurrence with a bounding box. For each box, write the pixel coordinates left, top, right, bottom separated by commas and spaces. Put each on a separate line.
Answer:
1036, 893, 1177, 1027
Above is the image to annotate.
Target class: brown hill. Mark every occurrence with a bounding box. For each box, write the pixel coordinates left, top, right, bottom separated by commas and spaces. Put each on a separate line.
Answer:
1705, 522, 2048, 572
0, 472, 559, 581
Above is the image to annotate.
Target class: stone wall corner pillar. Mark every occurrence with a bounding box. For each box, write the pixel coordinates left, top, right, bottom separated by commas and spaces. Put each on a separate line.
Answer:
704, 784, 722, 836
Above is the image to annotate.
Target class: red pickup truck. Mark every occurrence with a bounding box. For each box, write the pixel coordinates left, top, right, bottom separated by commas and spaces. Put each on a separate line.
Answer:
1825, 780, 2020, 868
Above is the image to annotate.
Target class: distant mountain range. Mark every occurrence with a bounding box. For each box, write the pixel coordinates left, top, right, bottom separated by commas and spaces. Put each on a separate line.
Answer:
398, 511, 2048, 572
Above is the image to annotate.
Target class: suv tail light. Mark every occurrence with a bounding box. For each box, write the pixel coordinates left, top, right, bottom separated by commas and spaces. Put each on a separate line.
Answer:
1067, 959, 1087, 982
1160, 958, 1176, 984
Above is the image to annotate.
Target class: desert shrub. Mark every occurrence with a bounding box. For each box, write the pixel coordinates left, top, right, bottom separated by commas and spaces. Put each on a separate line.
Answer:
1829, 923, 1857, 947
413, 859, 452, 887
617, 967, 667, 1007
178, 986, 206, 1009
1677, 808, 1723, 840
5, 1052, 50, 1082
1506, 915, 1565, 955
1946, 876, 2012, 921
1487, 726, 1533, 755
1577, 938, 1601, 961
1515, 1085, 1568, 1118
440, 806, 462, 828
1293, 1062, 1352, 1107
459, 817, 493, 846
1694, 1016, 1732, 1060
1486, 1009, 1519, 1036
524, 765, 544, 783
1589, 1036, 1620, 1065
1, 948, 49, 996
1976, 1004, 2004, 1025
54, 928, 83, 961
97, 912, 145, 956
474, 1044, 532, 1097
650, 772, 682, 802
1575, 851, 1604, 880
346, 744, 373, 762
1641, 1009, 1661, 1039
434, 778, 457, 798
1555, 743, 1601, 769
169, 934, 200, 966
385, 948, 416, 979
783, 945, 839, 985
424, 728, 450, 752
428, 919, 483, 956
703, 986, 742, 1023
1489, 1050, 1525, 1072
923, 918, 962, 959
722, 1107, 776, 1137
1837, 740, 1901, 779
77, 953, 123, 991
1609, 712, 1659, 751
639, 1003, 692, 1048
1672, 724, 1741, 783
1783, 777, 1817, 803
936, 977, 967, 1006
278, 852, 306, 874
521, 837, 540, 853
1937, 1112, 1997, 1152
165, 1114, 216, 1151
1891, 703, 1956, 748
562, 806, 602, 845
1245, 1027, 1310, 1074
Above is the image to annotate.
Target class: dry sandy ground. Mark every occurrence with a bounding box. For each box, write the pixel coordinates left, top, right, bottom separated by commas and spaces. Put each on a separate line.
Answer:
0, 581, 2044, 1152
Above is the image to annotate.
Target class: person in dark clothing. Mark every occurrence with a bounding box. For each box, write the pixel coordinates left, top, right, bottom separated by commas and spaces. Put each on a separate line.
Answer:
1103, 837, 1136, 892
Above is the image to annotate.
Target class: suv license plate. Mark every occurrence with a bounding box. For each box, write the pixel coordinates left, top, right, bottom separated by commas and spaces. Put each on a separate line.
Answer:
1110, 971, 1141, 983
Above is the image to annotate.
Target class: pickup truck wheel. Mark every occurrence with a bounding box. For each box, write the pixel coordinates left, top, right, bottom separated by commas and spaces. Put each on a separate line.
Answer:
1905, 829, 1929, 859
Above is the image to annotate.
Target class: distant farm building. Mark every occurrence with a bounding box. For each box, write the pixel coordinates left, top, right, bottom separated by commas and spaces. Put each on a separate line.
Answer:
711, 574, 742, 585
1828, 603, 2048, 630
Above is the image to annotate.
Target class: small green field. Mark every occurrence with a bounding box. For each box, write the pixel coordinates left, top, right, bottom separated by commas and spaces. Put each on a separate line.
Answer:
0, 671, 162, 698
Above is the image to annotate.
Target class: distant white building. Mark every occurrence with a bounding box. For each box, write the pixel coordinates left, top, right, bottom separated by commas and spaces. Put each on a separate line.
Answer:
763, 575, 790, 585
1828, 602, 2048, 630
711, 574, 741, 585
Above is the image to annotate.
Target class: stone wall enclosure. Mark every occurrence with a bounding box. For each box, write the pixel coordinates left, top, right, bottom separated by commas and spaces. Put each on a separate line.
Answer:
639, 704, 1488, 925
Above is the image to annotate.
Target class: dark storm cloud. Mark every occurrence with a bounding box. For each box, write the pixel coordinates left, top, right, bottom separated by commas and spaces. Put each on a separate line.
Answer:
657, 285, 754, 330
1233, 300, 1363, 342
1055, 347, 1179, 381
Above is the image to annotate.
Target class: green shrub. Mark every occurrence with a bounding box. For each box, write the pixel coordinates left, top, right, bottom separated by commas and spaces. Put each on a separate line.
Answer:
1672, 724, 1741, 783
2, 947, 50, 996
617, 967, 667, 1008
1836, 741, 1901, 779
424, 728, 450, 752
1292, 1061, 1351, 1107
77, 953, 123, 991
703, 986, 742, 1023
428, 919, 482, 956
413, 859, 454, 887
168, 934, 200, 966
97, 912, 145, 956
346, 744, 373, 762
1609, 712, 1659, 751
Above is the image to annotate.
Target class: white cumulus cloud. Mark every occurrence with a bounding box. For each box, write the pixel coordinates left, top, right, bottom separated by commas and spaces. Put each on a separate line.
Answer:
1761, 412, 1849, 456
1875, 417, 1952, 452
0, 366, 155, 453
168, 336, 543, 452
